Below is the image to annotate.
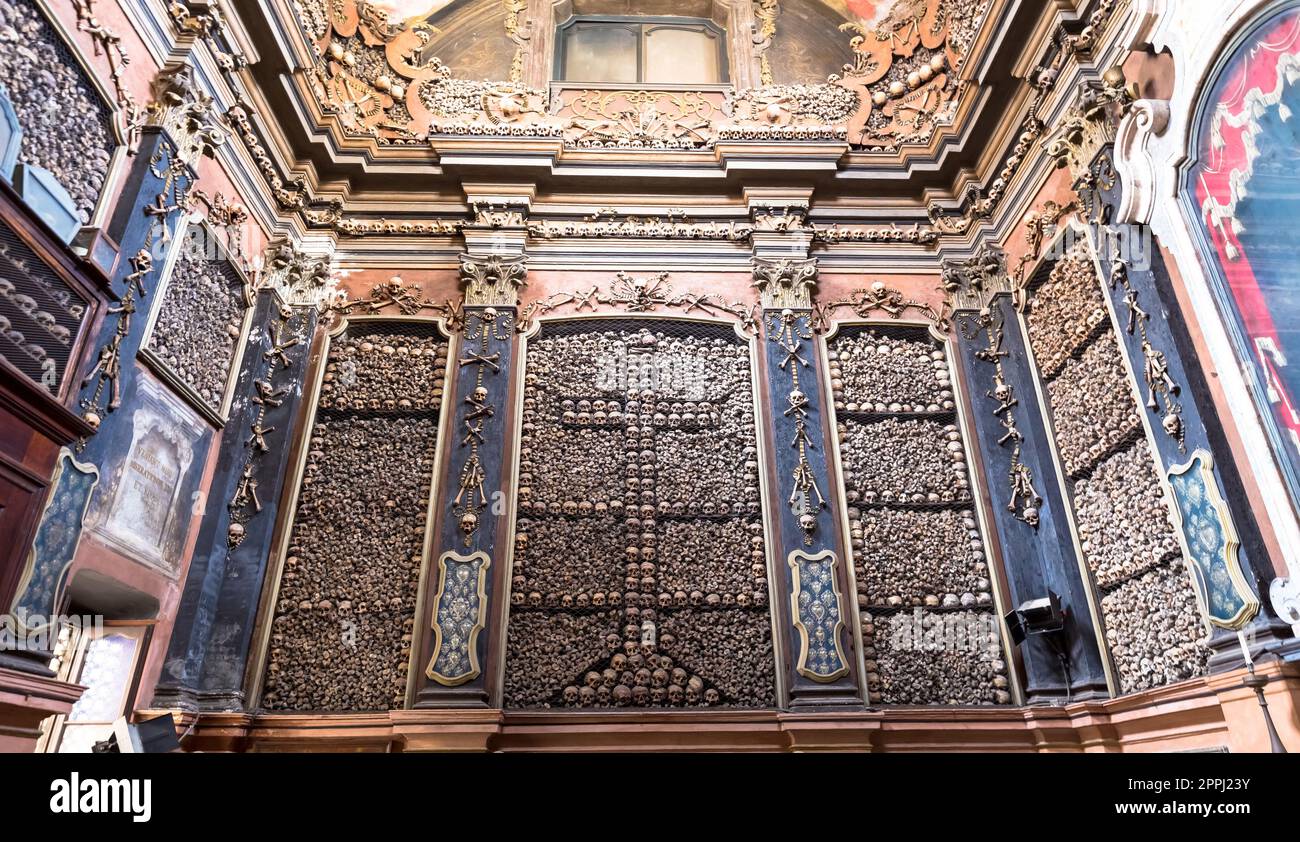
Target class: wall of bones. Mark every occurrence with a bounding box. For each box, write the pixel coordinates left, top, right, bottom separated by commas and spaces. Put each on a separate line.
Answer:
829, 324, 1011, 706
1024, 245, 1210, 694
261, 321, 451, 711
4, 0, 1290, 749
506, 318, 775, 710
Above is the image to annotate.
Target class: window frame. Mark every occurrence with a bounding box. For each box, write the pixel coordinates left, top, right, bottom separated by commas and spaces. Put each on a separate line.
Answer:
1177, 0, 1300, 513
553, 15, 730, 86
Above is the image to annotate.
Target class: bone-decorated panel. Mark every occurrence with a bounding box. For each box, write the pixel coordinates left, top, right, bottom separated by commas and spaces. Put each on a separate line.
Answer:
505, 318, 775, 709
144, 226, 249, 417
1025, 246, 1209, 694
829, 323, 1011, 705
261, 321, 450, 711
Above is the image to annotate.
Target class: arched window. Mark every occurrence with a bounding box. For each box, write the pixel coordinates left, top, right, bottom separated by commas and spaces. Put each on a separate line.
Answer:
1184, 1, 1300, 506
555, 16, 728, 85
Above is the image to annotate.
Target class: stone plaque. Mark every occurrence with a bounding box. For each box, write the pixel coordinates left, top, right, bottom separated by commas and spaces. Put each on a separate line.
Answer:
88, 375, 206, 574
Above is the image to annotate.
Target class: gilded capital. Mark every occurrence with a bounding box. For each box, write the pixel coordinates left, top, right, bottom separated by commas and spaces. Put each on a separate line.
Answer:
941, 243, 1012, 312
460, 253, 528, 308
752, 256, 818, 310
143, 63, 226, 166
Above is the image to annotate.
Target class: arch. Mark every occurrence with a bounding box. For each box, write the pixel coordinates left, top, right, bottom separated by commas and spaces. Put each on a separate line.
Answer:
1178, 0, 1300, 516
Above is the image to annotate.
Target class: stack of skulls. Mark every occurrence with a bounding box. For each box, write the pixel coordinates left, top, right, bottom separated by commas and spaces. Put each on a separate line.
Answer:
839, 418, 972, 504
1073, 441, 1182, 589
1046, 332, 1143, 476
145, 248, 247, 412
319, 332, 448, 411
827, 329, 954, 413
261, 327, 447, 711
506, 324, 775, 709
1025, 249, 1109, 377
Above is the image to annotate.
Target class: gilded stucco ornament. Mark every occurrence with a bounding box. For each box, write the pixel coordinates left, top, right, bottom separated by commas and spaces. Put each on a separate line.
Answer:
460, 253, 527, 308
1046, 68, 1138, 183
516, 273, 757, 334
141, 64, 226, 167
260, 238, 337, 309
752, 256, 818, 310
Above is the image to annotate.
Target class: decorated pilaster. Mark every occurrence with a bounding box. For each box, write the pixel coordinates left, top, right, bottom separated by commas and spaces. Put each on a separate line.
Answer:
751, 196, 861, 707
1050, 71, 1282, 665
152, 241, 328, 711
2, 62, 224, 673
946, 247, 1111, 703
416, 189, 528, 707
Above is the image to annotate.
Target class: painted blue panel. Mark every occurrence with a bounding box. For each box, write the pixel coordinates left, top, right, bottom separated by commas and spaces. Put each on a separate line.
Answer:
0, 85, 20, 181
13, 163, 80, 243
9, 451, 98, 633
954, 297, 1109, 701
761, 309, 854, 696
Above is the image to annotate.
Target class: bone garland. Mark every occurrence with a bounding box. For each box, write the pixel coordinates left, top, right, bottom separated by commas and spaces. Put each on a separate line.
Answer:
70, 0, 142, 140
332, 274, 463, 328
223, 105, 335, 217
78, 141, 193, 438
168, 0, 247, 73
1111, 262, 1185, 451
452, 308, 511, 545
227, 304, 299, 548
768, 309, 826, 544
812, 280, 950, 334
961, 308, 1040, 527
517, 274, 757, 335
925, 10, 1128, 236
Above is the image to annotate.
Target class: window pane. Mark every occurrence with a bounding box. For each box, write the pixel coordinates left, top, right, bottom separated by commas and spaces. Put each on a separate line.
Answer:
643, 25, 720, 84
563, 23, 639, 83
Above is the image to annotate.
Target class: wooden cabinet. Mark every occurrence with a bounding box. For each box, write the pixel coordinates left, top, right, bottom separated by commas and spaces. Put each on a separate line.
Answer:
0, 178, 112, 609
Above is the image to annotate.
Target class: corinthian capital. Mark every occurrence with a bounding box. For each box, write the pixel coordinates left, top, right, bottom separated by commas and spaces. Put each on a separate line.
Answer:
143, 63, 226, 166
752, 256, 818, 310
460, 253, 528, 307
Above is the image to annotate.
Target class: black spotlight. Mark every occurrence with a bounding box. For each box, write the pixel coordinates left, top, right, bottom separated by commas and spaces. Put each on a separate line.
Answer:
91, 714, 181, 753
1004, 591, 1074, 703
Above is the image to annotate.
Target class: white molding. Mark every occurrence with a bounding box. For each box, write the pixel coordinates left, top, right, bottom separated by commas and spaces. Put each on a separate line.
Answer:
1114, 98, 1170, 225
1116, 0, 1300, 571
